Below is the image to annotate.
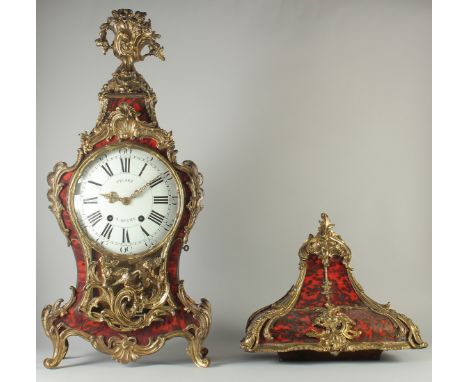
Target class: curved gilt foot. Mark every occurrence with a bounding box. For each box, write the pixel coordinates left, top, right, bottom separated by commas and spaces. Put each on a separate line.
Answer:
178, 283, 212, 367
186, 336, 210, 368
43, 330, 71, 369
42, 287, 76, 369
185, 295, 211, 368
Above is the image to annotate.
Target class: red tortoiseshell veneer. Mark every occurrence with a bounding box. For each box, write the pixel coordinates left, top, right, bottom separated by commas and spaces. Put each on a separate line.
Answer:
241, 213, 427, 359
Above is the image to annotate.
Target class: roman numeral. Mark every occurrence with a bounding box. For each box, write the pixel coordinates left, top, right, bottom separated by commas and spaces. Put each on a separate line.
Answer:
101, 223, 113, 239
122, 228, 130, 243
83, 197, 98, 204
138, 163, 147, 176
120, 157, 131, 173
148, 210, 164, 225
87, 211, 102, 226
141, 226, 150, 237
88, 180, 102, 187
150, 176, 164, 188
101, 163, 114, 177
153, 196, 169, 204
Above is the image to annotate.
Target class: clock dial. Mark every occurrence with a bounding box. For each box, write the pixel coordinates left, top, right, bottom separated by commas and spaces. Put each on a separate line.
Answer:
72, 146, 181, 256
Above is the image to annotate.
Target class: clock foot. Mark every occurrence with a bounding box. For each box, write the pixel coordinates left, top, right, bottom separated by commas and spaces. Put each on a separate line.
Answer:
42, 287, 77, 369
186, 337, 210, 368
178, 284, 212, 368
43, 334, 69, 369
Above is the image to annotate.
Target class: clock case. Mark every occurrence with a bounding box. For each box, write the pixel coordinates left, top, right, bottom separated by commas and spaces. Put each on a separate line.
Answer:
241, 213, 427, 359
42, 9, 211, 368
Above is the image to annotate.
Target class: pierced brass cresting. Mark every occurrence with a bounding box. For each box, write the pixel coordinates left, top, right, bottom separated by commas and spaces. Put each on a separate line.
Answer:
42, 9, 211, 368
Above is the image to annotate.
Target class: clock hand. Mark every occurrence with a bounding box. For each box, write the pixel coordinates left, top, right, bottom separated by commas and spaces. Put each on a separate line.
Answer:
100, 175, 161, 205
101, 192, 131, 205
101, 191, 120, 203
128, 175, 161, 200
129, 183, 150, 199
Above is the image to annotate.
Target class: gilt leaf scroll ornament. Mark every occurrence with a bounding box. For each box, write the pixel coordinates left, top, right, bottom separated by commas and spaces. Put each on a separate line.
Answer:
305, 304, 361, 355
96, 9, 165, 69
96, 9, 165, 95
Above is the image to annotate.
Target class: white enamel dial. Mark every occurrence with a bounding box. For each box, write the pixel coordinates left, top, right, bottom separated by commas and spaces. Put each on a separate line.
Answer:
72, 145, 181, 256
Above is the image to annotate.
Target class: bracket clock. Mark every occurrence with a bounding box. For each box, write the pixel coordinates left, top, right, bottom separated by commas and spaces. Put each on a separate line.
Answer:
42, 9, 211, 368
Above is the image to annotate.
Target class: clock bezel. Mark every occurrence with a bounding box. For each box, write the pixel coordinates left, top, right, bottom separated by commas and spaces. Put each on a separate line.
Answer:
68, 141, 185, 260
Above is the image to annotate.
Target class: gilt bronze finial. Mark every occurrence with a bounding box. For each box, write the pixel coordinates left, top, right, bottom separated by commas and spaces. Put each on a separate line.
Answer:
95, 9, 165, 97
96, 9, 165, 71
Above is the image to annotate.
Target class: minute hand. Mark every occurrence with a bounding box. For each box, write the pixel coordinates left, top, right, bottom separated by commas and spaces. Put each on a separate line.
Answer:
129, 176, 161, 200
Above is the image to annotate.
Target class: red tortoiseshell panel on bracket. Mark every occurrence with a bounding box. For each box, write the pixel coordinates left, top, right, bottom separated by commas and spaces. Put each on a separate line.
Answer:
55, 135, 198, 345
264, 253, 401, 345
346, 309, 399, 342
106, 97, 151, 122
328, 258, 361, 306
295, 257, 326, 309
294, 257, 361, 310
265, 310, 321, 344
268, 307, 399, 344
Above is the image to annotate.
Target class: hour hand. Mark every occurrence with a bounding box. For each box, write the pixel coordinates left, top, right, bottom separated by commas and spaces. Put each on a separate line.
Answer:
101, 191, 131, 205
101, 191, 121, 204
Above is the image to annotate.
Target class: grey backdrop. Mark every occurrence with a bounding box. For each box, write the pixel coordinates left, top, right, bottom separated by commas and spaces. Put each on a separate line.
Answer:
37, 0, 431, 381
